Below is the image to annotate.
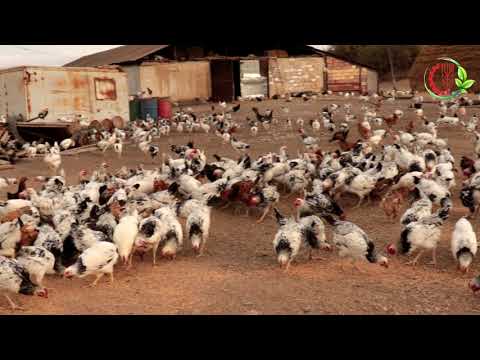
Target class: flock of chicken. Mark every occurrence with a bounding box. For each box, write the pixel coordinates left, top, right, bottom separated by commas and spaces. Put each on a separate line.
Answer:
2, 91, 480, 312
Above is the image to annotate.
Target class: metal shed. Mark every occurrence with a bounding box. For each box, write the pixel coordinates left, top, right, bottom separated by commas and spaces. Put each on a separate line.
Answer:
0, 66, 129, 124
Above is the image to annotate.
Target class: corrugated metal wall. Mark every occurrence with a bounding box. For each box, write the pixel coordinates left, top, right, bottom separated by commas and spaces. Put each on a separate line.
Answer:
139, 61, 211, 101
122, 65, 141, 96
240, 60, 268, 98
19, 67, 129, 123
0, 69, 27, 118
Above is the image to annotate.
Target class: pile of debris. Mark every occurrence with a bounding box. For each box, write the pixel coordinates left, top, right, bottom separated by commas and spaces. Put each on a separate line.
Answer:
0, 111, 125, 165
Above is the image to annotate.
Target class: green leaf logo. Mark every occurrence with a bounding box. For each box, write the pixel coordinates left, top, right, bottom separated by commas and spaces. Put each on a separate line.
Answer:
455, 64, 475, 93
458, 66, 468, 82
463, 79, 476, 89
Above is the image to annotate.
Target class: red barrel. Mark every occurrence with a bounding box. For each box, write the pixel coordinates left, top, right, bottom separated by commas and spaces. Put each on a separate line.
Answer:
158, 97, 172, 119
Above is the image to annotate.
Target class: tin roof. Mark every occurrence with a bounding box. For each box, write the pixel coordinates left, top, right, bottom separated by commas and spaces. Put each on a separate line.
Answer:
64, 45, 169, 67
307, 46, 378, 71
0, 65, 124, 75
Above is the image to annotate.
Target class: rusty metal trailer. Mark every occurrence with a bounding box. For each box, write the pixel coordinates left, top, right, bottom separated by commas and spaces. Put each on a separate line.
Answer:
0, 65, 130, 126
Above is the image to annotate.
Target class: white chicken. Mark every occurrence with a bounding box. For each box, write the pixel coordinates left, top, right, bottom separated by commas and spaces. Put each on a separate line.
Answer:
64, 241, 119, 287
113, 207, 139, 267
451, 218, 477, 273
394, 203, 451, 266
60, 138, 75, 151
43, 144, 63, 176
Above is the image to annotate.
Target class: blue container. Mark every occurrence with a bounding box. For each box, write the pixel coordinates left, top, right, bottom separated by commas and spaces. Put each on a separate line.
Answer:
140, 98, 159, 120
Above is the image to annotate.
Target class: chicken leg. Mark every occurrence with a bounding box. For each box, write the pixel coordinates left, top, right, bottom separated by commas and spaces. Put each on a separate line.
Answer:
88, 273, 104, 288
126, 253, 134, 270
257, 204, 271, 224
355, 196, 364, 209
109, 272, 114, 284
152, 244, 159, 266
406, 250, 424, 266
428, 248, 437, 266
4, 295, 23, 311
351, 259, 365, 274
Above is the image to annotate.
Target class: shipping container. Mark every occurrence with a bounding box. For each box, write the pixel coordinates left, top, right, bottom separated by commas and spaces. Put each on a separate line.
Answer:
0, 66, 130, 124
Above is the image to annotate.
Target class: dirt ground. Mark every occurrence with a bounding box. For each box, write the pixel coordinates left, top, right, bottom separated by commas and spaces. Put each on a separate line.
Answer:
2, 95, 480, 315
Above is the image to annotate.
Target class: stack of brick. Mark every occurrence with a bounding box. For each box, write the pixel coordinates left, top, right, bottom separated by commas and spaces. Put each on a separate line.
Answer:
268, 57, 325, 96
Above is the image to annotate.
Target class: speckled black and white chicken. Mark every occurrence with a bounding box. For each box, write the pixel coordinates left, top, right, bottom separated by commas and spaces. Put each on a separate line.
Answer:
322, 215, 388, 270
395, 200, 452, 266
64, 241, 119, 287
16, 245, 55, 287
0, 256, 48, 310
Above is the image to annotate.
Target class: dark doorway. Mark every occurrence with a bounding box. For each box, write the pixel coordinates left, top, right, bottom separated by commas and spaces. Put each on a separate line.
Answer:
233, 60, 241, 99
210, 59, 235, 102
259, 59, 269, 97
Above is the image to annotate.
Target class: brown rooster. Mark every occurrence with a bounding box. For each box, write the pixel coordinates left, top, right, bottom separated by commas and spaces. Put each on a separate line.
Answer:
357, 121, 372, 140
461, 156, 476, 179
329, 130, 359, 152
380, 188, 410, 221
383, 113, 400, 129
406, 118, 415, 134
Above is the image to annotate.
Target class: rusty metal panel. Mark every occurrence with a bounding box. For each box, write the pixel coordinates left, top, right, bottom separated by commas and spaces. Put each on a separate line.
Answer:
25, 68, 91, 121
16, 66, 129, 123
139, 63, 170, 98
88, 70, 129, 122
0, 69, 27, 118
210, 59, 235, 102
139, 61, 211, 101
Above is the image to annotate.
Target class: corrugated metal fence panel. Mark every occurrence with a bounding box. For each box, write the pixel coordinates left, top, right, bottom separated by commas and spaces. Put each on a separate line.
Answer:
240, 60, 268, 98
140, 61, 211, 102
167, 61, 211, 101
88, 70, 130, 123
0, 69, 27, 118
122, 65, 141, 96
240, 60, 261, 77
19, 67, 129, 123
